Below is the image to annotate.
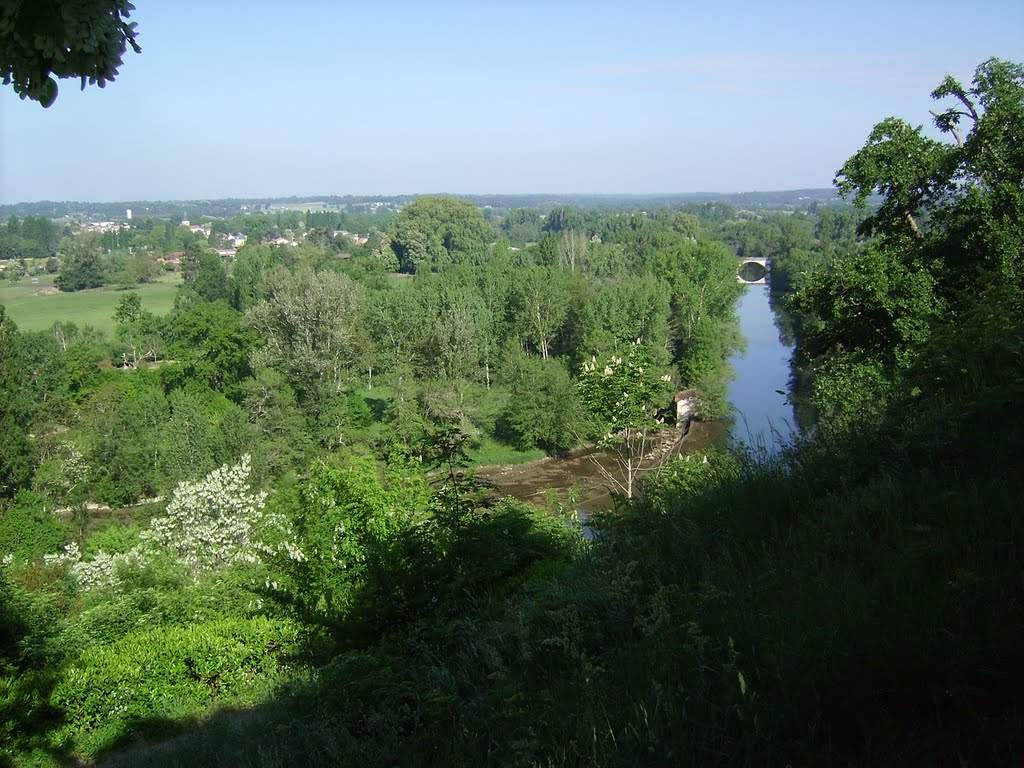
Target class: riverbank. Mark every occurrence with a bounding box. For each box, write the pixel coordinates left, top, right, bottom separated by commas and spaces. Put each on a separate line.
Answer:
476, 419, 726, 512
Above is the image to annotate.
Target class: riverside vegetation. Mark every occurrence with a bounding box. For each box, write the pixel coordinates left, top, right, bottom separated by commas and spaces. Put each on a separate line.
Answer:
0, 58, 1021, 766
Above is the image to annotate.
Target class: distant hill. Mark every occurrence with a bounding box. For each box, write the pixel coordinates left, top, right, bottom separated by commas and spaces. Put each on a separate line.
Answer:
0, 189, 858, 221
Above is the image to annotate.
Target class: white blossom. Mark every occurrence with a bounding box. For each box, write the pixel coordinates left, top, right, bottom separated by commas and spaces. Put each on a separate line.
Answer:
47, 456, 303, 591
140, 455, 289, 571
43, 540, 81, 567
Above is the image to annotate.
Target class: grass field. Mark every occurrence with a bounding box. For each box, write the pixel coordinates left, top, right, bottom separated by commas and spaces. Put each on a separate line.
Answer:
0, 273, 182, 333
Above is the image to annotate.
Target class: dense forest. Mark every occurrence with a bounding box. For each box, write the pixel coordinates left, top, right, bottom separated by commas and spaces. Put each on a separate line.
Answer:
1, 58, 1021, 766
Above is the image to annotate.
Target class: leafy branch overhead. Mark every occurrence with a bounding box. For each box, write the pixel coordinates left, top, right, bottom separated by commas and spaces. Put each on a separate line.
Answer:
835, 57, 1024, 258
0, 0, 141, 107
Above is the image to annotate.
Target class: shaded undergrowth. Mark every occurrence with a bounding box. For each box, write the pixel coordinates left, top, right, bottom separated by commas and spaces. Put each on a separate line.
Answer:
60, 374, 1024, 767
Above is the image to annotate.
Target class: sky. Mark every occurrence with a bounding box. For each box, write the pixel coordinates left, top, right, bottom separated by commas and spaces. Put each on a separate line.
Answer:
1, 0, 1021, 204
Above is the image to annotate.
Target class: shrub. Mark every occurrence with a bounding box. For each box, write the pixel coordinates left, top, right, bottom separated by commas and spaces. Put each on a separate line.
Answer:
0, 491, 70, 564
50, 616, 302, 760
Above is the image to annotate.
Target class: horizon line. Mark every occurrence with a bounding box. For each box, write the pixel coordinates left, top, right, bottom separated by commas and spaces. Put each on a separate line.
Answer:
1, 188, 845, 208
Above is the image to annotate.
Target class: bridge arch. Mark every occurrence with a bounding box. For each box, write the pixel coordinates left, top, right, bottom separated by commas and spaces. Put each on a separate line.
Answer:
737, 257, 769, 285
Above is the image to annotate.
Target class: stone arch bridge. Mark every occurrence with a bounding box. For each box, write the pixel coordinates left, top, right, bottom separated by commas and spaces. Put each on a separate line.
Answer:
737, 256, 769, 285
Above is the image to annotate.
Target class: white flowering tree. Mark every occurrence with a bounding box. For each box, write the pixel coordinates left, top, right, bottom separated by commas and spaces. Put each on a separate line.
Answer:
47, 456, 304, 590
577, 341, 675, 499
140, 455, 300, 571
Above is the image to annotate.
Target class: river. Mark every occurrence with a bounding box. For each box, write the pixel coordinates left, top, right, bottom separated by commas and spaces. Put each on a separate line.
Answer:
727, 284, 797, 453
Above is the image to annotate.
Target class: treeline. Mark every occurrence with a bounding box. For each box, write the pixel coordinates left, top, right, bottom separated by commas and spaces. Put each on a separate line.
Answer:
0, 215, 62, 263
5, 194, 864, 298
0, 189, 855, 223
305, 209, 393, 234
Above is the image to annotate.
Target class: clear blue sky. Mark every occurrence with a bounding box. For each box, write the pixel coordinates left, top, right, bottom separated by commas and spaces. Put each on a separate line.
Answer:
1, 0, 1021, 203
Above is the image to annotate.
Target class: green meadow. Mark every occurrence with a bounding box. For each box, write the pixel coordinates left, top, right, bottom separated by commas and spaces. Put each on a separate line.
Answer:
0, 273, 182, 333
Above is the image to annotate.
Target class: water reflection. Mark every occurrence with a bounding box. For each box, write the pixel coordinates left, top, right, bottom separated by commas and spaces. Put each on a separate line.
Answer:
727, 285, 797, 452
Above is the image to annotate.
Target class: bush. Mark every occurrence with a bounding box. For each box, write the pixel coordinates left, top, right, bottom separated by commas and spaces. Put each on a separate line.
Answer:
80, 520, 143, 559
0, 567, 65, 759
0, 491, 70, 564
50, 616, 302, 760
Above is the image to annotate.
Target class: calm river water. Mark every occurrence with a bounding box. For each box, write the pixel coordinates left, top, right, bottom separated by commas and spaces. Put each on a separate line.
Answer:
727, 284, 796, 452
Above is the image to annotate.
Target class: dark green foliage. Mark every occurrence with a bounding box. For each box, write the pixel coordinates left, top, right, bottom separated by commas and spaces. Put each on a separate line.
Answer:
305, 208, 393, 235
795, 57, 1024, 436
376, 367, 430, 458
0, 306, 33, 498
345, 391, 374, 430
0, 568, 64, 760
193, 253, 232, 304
0, 491, 69, 563
0, 0, 141, 107
54, 321, 107, 399
585, 273, 672, 356
56, 235, 109, 291
542, 205, 588, 234
177, 242, 204, 289
591, 403, 1024, 764
0, 215, 59, 261
50, 617, 301, 760
157, 390, 220, 488
230, 243, 281, 310
113, 249, 159, 287
499, 207, 542, 243
79, 519, 140, 560
240, 368, 314, 474
794, 246, 941, 366
835, 58, 1022, 286
267, 453, 432, 634
158, 405, 1019, 766
496, 355, 581, 453
163, 300, 256, 397
81, 372, 169, 506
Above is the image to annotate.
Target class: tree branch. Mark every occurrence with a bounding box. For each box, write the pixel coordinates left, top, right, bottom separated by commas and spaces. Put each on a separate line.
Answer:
904, 210, 924, 239
930, 109, 964, 148
953, 91, 980, 125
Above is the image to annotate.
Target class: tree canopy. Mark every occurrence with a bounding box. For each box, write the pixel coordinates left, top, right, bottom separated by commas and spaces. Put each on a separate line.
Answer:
834, 57, 1023, 287
388, 196, 493, 274
0, 0, 141, 107
796, 57, 1024, 430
